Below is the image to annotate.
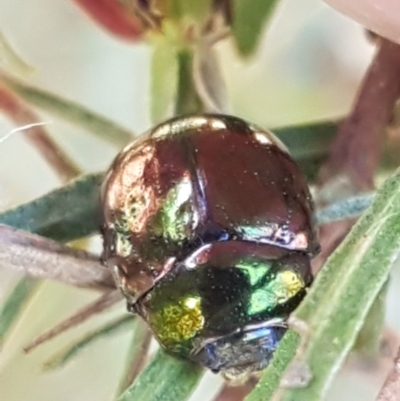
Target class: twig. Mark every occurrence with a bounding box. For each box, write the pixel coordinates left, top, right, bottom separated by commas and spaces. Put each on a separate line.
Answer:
318, 37, 400, 191
376, 347, 400, 401
0, 224, 114, 290
24, 290, 122, 353
314, 38, 400, 271
316, 193, 374, 225
0, 84, 80, 181
214, 381, 256, 401
44, 315, 133, 370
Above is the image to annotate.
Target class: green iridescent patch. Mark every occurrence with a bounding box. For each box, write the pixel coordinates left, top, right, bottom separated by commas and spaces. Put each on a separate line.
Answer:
142, 253, 308, 357
149, 295, 205, 354
247, 270, 305, 315
159, 176, 197, 243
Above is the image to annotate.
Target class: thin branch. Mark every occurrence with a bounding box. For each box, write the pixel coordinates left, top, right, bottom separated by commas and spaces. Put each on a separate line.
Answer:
319, 37, 400, 191
0, 224, 114, 290
214, 381, 256, 401
314, 38, 400, 272
44, 315, 133, 370
376, 347, 400, 401
0, 84, 80, 181
24, 290, 122, 353
316, 193, 374, 225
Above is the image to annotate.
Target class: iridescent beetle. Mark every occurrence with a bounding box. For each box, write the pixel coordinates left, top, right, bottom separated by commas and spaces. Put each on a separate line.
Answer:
101, 114, 319, 380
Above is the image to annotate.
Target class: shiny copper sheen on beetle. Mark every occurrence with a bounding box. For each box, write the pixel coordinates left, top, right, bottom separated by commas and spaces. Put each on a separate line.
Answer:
101, 114, 318, 379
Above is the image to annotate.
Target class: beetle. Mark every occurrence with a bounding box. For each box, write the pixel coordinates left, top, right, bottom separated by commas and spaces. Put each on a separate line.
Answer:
101, 113, 319, 381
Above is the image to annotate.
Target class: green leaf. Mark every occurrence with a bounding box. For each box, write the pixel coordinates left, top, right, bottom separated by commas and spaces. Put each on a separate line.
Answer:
0, 277, 40, 345
119, 350, 203, 401
0, 74, 133, 147
0, 31, 34, 76
274, 120, 337, 161
0, 173, 103, 242
232, 0, 280, 56
151, 35, 179, 124
248, 331, 301, 401
246, 168, 400, 401
274, 120, 337, 181
354, 280, 388, 358
44, 315, 133, 370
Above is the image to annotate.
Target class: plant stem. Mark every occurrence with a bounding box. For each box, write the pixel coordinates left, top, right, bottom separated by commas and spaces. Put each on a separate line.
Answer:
214, 381, 256, 401
319, 37, 400, 191
0, 225, 114, 290
376, 346, 400, 401
175, 49, 203, 116
314, 38, 400, 273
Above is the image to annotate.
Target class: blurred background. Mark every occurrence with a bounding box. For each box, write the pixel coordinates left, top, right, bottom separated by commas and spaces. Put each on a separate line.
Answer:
0, 0, 397, 400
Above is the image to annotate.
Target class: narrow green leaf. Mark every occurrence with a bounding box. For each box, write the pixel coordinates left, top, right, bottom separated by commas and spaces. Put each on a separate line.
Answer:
119, 350, 203, 401
0, 277, 39, 344
0, 173, 103, 242
247, 168, 400, 401
248, 331, 301, 401
0, 31, 34, 76
232, 0, 280, 56
0, 74, 133, 147
274, 120, 337, 161
151, 36, 178, 124
274, 120, 337, 181
44, 315, 133, 370
354, 280, 388, 358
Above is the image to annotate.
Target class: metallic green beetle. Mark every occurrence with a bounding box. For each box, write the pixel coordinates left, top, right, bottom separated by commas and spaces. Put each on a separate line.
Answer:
101, 114, 319, 381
